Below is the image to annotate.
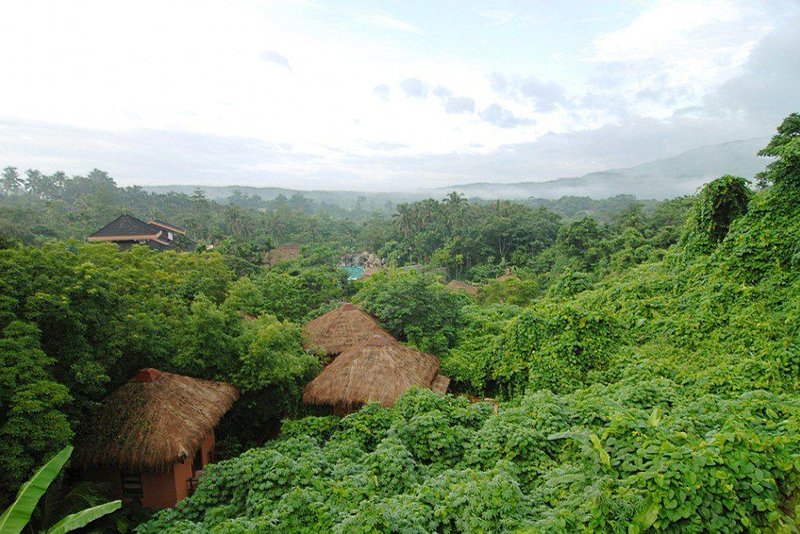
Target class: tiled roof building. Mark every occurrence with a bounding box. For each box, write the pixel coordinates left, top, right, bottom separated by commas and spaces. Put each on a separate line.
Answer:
88, 214, 194, 251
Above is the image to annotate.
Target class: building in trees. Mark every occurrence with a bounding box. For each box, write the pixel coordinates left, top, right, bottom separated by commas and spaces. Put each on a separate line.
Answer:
446, 279, 479, 296
263, 244, 301, 265
88, 214, 193, 251
302, 303, 391, 357
497, 268, 520, 282
74, 369, 238, 509
303, 333, 449, 414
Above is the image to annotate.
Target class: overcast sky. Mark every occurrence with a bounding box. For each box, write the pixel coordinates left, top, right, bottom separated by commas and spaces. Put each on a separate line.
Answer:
1, 0, 798, 190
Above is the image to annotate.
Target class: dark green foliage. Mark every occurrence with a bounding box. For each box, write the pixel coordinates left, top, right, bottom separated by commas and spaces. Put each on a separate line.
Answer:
756, 112, 800, 188
441, 304, 520, 395
497, 304, 623, 395
224, 265, 349, 323
139, 386, 800, 533
683, 175, 752, 252
0, 168, 364, 257
355, 269, 466, 354
555, 216, 606, 270
11, 115, 800, 532
0, 242, 325, 504
547, 268, 594, 298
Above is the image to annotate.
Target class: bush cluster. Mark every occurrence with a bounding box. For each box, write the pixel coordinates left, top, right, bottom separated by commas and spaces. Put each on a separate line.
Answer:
141, 386, 800, 533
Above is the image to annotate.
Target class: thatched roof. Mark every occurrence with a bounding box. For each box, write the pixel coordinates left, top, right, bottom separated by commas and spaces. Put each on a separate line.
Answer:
237, 310, 257, 321
303, 334, 443, 412
361, 266, 382, 279
446, 280, 479, 295
263, 244, 301, 266
498, 269, 519, 282
74, 369, 238, 473
430, 374, 451, 393
303, 303, 391, 356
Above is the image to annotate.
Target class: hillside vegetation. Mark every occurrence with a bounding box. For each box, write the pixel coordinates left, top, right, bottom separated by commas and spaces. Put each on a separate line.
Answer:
133, 118, 800, 531
0, 115, 797, 532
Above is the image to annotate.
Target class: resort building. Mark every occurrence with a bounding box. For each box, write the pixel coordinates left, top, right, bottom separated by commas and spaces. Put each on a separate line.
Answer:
446, 279, 479, 296
74, 369, 238, 509
88, 214, 192, 251
263, 244, 301, 266
303, 333, 449, 415
302, 303, 391, 357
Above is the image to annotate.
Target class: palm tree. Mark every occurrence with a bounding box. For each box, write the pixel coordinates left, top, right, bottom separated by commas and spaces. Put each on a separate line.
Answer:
442, 191, 467, 233
442, 191, 466, 209
393, 204, 414, 240
1, 166, 22, 194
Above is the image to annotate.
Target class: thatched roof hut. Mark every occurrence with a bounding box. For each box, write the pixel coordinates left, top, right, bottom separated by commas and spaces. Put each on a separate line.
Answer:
446, 280, 479, 296
74, 369, 239, 473
303, 303, 391, 356
361, 266, 382, 279
497, 268, 520, 282
263, 244, 301, 266
303, 334, 449, 413
430, 374, 451, 393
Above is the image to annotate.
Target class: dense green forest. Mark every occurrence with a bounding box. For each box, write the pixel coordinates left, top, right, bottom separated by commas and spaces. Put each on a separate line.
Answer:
0, 114, 798, 532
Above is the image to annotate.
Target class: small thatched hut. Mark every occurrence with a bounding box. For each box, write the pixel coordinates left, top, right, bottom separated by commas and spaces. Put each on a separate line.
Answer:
361, 266, 382, 279
498, 268, 519, 282
303, 334, 450, 414
446, 279, 479, 296
263, 244, 301, 266
430, 374, 451, 393
303, 303, 391, 356
74, 369, 238, 509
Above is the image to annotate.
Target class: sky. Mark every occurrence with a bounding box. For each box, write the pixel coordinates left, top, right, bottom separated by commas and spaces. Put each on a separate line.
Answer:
0, 0, 798, 191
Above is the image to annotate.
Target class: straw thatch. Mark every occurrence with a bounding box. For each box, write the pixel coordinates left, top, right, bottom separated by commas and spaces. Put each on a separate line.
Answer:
498, 269, 519, 282
237, 310, 257, 321
74, 369, 239, 473
303, 334, 443, 413
303, 303, 391, 356
430, 374, 451, 394
446, 280, 479, 296
263, 244, 301, 266
361, 266, 382, 279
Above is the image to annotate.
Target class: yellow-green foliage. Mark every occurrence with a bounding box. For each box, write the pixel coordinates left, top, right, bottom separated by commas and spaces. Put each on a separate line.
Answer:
142, 116, 800, 532
140, 386, 800, 533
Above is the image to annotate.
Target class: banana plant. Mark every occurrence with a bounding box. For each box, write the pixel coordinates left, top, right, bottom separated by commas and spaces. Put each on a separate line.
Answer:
0, 446, 121, 534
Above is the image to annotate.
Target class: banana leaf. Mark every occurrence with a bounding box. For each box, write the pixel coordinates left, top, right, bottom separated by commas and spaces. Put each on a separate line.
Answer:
0, 446, 74, 534
45, 500, 122, 534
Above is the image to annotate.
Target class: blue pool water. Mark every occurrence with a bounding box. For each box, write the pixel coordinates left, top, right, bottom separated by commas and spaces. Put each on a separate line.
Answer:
344, 265, 365, 280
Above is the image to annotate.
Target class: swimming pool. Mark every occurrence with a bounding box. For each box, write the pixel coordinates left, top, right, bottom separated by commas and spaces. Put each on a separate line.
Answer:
343, 265, 365, 280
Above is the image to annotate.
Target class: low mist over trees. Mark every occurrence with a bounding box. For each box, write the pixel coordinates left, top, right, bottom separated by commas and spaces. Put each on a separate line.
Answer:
0, 114, 798, 532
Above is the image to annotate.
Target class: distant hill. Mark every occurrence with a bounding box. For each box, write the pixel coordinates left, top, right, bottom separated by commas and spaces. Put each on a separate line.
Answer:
142, 184, 426, 208
144, 137, 771, 203
435, 137, 771, 200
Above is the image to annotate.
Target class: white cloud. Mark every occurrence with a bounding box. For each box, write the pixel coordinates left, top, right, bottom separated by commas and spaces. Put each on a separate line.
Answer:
399, 78, 429, 98
259, 50, 291, 70
362, 13, 422, 34
479, 104, 536, 129
588, 0, 774, 116
0, 0, 796, 191
474, 9, 515, 27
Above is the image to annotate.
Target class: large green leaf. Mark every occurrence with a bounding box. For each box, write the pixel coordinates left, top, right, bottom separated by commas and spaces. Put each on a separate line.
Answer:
0, 445, 74, 534
629, 497, 660, 533
45, 500, 122, 534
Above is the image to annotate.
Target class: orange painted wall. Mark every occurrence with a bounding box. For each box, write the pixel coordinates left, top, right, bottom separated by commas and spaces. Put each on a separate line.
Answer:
172, 459, 193, 504
83, 468, 176, 509
140, 470, 178, 509
82, 430, 217, 510
201, 431, 215, 466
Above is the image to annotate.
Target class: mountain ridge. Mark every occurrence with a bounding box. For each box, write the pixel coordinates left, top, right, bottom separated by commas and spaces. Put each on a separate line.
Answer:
144, 137, 770, 202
